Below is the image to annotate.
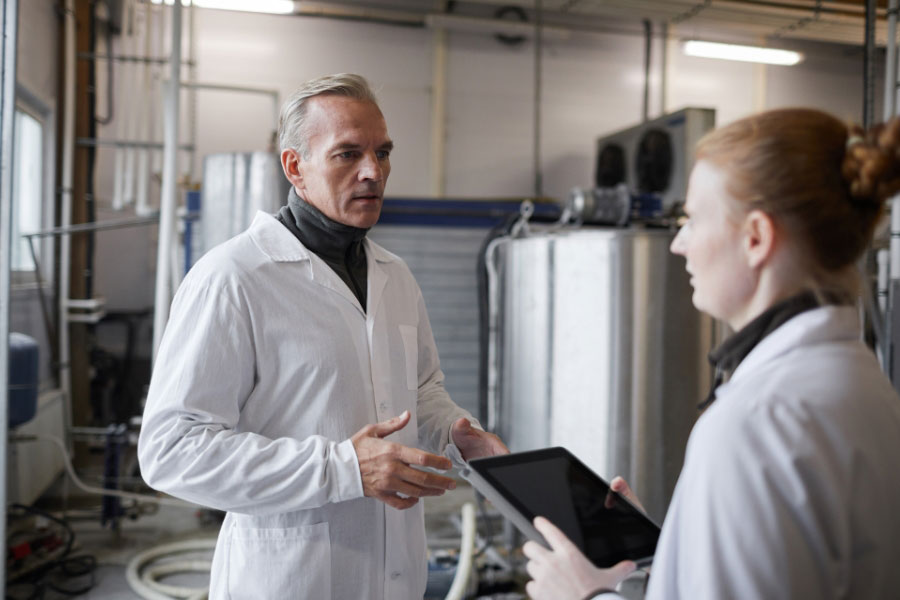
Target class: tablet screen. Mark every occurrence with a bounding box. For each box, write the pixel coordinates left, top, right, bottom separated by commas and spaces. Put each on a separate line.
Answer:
469, 447, 660, 568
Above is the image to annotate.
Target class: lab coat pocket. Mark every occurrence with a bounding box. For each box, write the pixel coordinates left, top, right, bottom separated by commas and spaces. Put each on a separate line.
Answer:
226, 522, 331, 599
399, 324, 418, 391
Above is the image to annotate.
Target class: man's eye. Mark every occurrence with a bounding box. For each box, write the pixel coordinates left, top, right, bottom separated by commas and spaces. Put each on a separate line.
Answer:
376, 150, 390, 160
338, 151, 356, 159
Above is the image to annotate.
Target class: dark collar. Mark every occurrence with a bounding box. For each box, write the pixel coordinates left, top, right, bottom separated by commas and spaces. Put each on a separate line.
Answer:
700, 290, 847, 410
277, 188, 369, 262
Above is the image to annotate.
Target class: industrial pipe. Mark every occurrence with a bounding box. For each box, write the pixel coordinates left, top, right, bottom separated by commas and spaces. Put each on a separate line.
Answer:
444, 502, 477, 600
152, 0, 183, 359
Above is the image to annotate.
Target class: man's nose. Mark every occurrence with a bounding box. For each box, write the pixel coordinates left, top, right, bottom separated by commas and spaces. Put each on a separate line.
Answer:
358, 152, 383, 182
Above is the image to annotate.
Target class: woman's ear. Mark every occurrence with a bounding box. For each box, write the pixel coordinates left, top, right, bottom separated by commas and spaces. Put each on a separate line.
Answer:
742, 209, 777, 270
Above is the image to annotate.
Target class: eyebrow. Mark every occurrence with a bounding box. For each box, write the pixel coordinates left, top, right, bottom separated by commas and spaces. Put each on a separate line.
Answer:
328, 140, 394, 153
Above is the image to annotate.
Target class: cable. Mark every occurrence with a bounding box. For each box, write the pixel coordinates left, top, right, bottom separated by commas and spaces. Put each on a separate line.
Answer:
8, 433, 197, 508
6, 504, 98, 598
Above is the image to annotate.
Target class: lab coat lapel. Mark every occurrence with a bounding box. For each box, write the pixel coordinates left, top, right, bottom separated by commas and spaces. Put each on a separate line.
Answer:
366, 247, 388, 321
306, 256, 366, 316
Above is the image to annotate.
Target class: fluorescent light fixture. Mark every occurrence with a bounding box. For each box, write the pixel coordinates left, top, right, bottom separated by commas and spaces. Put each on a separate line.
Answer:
150, 0, 295, 14
683, 40, 803, 66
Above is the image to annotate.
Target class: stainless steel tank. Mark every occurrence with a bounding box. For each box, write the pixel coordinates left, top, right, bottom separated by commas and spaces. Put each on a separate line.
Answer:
492, 226, 713, 521
200, 152, 289, 253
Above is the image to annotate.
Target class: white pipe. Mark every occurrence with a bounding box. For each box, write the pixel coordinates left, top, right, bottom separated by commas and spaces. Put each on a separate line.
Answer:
125, 539, 215, 600
123, 1, 140, 208
444, 502, 477, 600
891, 197, 900, 280
60, 0, 75, 442
0, 0, 19, 591
884, 0, 898, 120
112, 5, 133, 210
152, 0, 183, 359
9, 433, 196, 507
142, 560, 212, 598
136, 1, 153, 216
430, 23, 447, 197
878, 249, 890, 312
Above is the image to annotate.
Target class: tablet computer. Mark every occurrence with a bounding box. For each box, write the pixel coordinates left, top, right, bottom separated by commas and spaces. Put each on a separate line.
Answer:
461, 447, 660, 568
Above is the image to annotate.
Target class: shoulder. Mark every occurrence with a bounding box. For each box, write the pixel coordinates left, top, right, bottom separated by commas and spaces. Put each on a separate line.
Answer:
175, 231, 264, 308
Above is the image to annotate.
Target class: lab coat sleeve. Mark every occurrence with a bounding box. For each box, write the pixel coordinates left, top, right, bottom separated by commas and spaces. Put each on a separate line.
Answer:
646, 397, 838, 600
137, 277, 364, 516
411, 289, 481, 464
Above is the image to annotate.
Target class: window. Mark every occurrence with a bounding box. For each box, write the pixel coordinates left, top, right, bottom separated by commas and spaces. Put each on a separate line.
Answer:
11, 108, 43, 273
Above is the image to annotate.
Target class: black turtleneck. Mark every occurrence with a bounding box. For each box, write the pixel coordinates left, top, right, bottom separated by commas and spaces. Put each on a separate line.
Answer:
700, 290, 848, 410
276, 188, 370, 310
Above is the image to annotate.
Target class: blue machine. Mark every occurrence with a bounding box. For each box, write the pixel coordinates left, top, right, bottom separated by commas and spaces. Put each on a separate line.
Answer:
9, 333, 39, 428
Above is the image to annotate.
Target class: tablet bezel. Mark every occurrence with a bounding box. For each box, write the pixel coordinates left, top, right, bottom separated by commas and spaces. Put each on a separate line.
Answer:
463, 447, 660, 568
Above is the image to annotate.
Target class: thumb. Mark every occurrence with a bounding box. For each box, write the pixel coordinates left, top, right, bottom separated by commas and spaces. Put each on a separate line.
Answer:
370, 410, 411, 438
607, 560, 637, 583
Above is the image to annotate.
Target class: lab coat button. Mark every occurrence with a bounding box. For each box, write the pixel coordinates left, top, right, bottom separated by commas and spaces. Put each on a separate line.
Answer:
390, 571, 401, 580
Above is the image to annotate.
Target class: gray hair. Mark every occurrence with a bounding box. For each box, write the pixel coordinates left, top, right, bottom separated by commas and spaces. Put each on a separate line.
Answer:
278, 73, 379, 157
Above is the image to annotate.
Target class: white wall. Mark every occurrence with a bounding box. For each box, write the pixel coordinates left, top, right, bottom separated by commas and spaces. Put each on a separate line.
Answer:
91, 7, 880, 320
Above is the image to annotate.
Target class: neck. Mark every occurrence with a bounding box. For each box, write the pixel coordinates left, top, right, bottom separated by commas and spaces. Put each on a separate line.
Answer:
728, 246, 810, 331
284, 188, 368, 260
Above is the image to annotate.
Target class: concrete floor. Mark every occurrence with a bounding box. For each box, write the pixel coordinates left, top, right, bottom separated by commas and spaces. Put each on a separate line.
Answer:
10, 476, 644, 599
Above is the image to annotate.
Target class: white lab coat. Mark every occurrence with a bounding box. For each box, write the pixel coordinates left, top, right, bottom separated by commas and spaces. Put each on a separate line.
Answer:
601, 305, 900, 600
138, 212, 477, 600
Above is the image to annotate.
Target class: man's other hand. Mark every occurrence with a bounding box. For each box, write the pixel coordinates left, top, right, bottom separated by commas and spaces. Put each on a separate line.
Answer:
351, 410, 456, 510
450, 418, 509, 461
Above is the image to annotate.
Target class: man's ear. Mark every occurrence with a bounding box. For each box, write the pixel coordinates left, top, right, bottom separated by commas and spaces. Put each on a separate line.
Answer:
281, 148, 304, 190
743, 209, 777, 270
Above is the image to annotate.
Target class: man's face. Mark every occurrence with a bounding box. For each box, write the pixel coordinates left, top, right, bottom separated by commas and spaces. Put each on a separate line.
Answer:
289, 95, 393, 229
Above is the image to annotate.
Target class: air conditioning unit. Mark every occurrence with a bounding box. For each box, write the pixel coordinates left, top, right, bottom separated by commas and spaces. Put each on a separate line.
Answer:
594, 107, 716, 217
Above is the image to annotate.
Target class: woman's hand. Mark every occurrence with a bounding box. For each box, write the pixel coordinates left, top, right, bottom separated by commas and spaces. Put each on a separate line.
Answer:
606, 476, 646, 514
523, 516, 636, 600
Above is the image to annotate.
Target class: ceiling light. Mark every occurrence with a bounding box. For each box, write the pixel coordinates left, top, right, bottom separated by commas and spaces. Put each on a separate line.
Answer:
150, 0, 295, 14
682, 40, 803, 66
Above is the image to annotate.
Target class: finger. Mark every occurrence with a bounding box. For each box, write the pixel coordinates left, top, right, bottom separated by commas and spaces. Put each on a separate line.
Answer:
533, 516, 577, 553
610, 476, 644, 511
377, 492, 419, 510
383, 474, 450, 498
451, 417, 471, 435
396, 445, 452, 471
608, 560, 638, 582
397, 465, 456, 492
522, 540, 549, 560
524, 557, 543, 581
369, 410, 411, 439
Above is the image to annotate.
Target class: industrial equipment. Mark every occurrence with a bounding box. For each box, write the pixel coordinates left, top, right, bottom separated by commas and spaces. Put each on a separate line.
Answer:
485, 109, 717, 522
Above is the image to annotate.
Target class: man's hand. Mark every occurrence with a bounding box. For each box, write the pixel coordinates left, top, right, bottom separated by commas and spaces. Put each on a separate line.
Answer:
450, 417, 509, 461
524, 516, 636, 600
351, 410, 457, 510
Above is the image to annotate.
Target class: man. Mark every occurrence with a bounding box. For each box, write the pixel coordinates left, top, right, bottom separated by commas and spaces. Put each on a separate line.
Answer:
138, 73, 507, 599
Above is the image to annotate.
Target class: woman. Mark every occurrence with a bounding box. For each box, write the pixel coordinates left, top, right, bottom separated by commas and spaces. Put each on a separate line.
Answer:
524, 108, 900, 599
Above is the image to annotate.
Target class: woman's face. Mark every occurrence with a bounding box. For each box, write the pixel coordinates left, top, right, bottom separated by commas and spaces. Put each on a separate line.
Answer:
670, 160, 756, 327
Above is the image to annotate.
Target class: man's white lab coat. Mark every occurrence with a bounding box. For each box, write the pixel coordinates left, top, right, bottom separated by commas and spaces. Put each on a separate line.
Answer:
635, 305, 900, 599
138, 212, 476, 599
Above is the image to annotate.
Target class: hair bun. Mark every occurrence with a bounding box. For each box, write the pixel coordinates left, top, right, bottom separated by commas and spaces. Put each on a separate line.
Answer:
843, 119, 900, 207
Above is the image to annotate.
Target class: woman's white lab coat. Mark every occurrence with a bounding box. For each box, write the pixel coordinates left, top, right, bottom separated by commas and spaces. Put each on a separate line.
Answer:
138, 212, 475, 599
635, 305, 900, 599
